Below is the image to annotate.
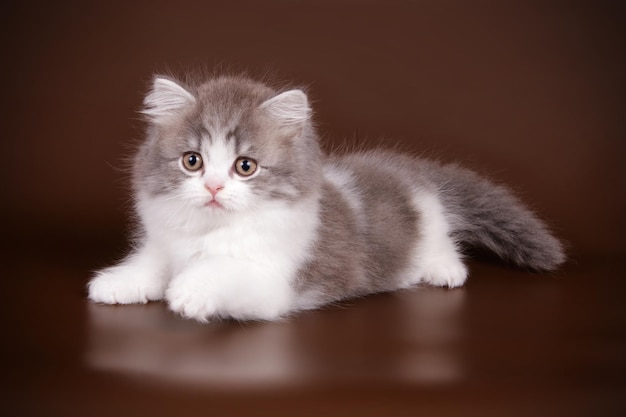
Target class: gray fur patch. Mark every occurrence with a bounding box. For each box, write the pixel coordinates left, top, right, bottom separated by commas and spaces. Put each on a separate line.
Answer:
294, 154, 421, 307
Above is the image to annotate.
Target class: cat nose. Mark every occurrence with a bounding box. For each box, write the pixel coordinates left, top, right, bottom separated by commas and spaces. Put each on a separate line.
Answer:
205, 184, 224, 197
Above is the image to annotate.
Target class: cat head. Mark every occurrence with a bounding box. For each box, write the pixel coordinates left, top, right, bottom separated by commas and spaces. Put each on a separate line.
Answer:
133, 75, 322, 230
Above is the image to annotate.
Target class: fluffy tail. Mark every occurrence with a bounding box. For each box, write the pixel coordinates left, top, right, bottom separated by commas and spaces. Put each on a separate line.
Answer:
428, 162, 566, 271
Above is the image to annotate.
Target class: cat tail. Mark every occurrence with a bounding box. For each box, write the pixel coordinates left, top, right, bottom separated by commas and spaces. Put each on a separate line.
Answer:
430, 162, 566, 271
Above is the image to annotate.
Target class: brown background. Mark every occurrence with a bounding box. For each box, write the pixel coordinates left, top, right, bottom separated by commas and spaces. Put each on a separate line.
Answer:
1, 1, 625, 416
2, 0, 624, 257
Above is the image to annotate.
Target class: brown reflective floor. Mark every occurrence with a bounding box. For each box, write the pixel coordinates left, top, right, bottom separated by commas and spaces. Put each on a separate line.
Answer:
2, 246, 625, 417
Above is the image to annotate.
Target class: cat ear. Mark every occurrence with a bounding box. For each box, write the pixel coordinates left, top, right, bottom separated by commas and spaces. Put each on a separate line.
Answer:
260, 89, 311, 127
142, 77, 196, 123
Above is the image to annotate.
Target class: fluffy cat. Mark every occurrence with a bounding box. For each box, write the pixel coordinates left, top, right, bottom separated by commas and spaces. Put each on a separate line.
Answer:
88, 74, 565, 322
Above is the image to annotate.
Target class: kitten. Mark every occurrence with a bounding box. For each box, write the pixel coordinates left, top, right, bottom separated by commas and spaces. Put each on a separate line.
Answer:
88, 74, 565, 322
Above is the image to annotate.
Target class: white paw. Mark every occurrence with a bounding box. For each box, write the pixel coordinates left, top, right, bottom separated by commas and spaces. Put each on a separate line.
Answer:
88, 265, 166, 304
419, 256, 468, 288
165, 259, 294, 322
165, 273, 217, 323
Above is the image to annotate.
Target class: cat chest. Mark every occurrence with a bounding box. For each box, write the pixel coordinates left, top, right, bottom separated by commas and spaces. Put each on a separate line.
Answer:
163, 227, 258, 270
160, 214, 319, 276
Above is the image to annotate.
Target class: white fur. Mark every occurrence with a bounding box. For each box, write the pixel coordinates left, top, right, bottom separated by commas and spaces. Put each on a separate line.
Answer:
403, 192, 468, 288
260, 89, 310, 126
88, 241, 169, 304
142, 77, 196, 123
89, 133, 321, 321
90, 196, 320, 321
149, 195, 319, 321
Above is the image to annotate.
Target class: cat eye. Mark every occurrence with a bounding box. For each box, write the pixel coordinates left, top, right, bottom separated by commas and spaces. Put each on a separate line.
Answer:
181, 152, 203, 172
234, 157, 258, 177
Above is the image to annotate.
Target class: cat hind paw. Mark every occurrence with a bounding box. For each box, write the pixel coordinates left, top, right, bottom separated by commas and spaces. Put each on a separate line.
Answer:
419, 258, 468, 288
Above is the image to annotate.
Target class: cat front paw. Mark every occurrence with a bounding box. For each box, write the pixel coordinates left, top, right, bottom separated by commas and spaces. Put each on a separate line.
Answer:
88, 265, 166, 304
165, 275, 217, 323
164, 260, 293, 322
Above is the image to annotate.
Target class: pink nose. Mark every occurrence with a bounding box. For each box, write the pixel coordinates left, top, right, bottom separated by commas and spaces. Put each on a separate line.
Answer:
205, 184, 224, 197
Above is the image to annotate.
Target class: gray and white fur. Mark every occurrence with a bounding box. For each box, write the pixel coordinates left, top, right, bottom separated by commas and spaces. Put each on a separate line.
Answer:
88, 74, 565, 321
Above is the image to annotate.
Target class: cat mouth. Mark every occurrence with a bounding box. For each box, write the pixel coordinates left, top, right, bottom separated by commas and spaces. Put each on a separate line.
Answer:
204, 199, 224, 209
